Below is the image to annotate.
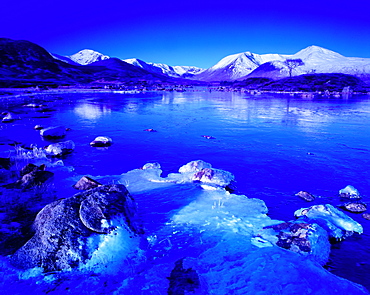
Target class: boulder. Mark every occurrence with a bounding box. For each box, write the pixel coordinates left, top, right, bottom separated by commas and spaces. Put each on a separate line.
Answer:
11, 184, 141, 271
45, 140, 75, 157
296, 191, 315, 202
90, 136, 113, 147
341, 202, 367, 213
73, 176, 102, 190
339, 185, 360, 199
40, 126, 66, 139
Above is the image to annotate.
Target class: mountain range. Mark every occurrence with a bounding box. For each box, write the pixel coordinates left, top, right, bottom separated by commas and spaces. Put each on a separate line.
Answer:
51, 45, 370, 82
1, 37, 370, 87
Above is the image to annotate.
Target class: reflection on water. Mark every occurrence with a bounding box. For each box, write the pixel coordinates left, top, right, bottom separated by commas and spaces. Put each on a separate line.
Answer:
74, 103, 111, 120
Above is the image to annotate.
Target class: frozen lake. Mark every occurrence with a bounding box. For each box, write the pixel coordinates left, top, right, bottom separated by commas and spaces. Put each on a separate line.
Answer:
0, 89, 370, 294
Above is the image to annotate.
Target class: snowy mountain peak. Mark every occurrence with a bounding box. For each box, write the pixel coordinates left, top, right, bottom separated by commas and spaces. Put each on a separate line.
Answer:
293, 45, 343, 60
69, 49, 110, 65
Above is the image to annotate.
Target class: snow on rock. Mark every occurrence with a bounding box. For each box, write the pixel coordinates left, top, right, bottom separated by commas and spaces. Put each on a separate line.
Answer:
339, 185, 361, 199
90, 136, 113, 147
69, 49, 110, 65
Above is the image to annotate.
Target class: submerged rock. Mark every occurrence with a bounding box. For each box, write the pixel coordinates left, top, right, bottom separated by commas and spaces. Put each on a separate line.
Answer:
167, 258, 201, 295
296, 191, 315, 202
339, 185, 361, 199
341, 202, 367, 213
73, 176, 102, 190
90, 136, 113, 147
362, 213, 370, 220
294, 204, 363, 239
12, 184, 141, 271
45, 140, 75, 157
34, 125, 44, 130
143, 128, 157, 132
40, 126, 66, 139
4, 164, 53, 190
0, 157, 11, 170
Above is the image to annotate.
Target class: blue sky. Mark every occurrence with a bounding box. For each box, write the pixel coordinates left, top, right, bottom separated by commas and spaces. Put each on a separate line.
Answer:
1, 0, 370, 68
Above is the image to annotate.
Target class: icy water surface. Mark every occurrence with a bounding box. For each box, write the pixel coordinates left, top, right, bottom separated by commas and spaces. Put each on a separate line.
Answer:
1, 90, 370, 293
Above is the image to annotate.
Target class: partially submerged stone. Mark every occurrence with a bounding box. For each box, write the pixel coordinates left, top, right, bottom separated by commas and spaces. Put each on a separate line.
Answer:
45, 140, 75, 157
90, 136, 113, 147
341, 202, 367, 213
34, 125, 44, 130
40, 126, 66, 139
12, 184, 141, 271
296, 191, 315, 202
339, 185, 360, 199
2, 112, 18, 123
73, 176, 102, 190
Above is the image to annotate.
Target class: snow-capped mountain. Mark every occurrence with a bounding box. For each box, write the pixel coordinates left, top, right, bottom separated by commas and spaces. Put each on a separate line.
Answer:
68, 49, 110, 65
194, 45, 370, 81
123, 58, 205, 78
194, 52, 286, 81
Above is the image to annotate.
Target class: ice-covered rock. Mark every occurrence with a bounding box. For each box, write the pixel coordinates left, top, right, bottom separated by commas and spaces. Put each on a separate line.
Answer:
294, 204, 363, 239
178, 160, 212, 173
142, 162, 161, 170
191, 168, 234, 190
12, 184, 141, 271
90, 136, 113, 147
40, 126, 66, 139
339, 185, 361, 199
44, 140, 75, 157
